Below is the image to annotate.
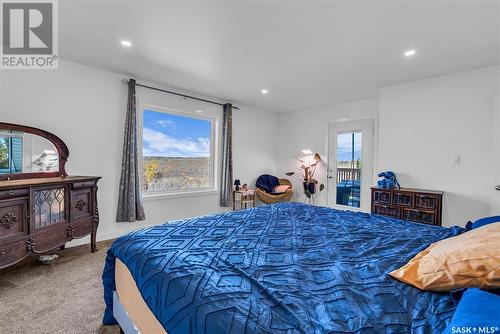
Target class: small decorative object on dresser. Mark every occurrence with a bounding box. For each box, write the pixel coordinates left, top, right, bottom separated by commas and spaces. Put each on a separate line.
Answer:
233, 189, 255, 210
371, 187, 443, 226
0, 122, 101, 269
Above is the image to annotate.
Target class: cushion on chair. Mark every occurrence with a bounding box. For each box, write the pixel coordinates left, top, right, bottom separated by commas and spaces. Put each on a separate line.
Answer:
445, 288, 500, 333
272, 185, 291, 194
256, 174, 280, 193
389, 222, 500, 291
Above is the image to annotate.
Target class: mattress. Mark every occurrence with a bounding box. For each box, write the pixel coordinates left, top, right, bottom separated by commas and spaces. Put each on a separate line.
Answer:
103, 202, 464, 333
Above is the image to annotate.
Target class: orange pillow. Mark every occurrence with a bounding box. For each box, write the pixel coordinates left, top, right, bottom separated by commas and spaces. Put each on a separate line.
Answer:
389, 223, 500, 291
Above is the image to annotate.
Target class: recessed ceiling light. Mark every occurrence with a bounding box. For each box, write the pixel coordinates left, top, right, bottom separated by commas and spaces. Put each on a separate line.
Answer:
302, 149, 313, 155
121, 40, 132, 47
195, 110, 204, 113
404, 49, 416, 57
261, 89, 268, 94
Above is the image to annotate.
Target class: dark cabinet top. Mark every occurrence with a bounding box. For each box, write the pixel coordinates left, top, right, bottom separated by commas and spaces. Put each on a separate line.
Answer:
0, 176, 101, 189
371, 187, 443, 195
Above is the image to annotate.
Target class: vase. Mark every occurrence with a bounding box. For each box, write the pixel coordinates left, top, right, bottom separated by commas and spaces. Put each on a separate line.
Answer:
303, 182, 316, 194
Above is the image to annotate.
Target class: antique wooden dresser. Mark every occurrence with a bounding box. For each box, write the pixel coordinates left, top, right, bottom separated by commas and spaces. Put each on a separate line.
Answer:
0, 122, 101, 269
371, 187, 443, 226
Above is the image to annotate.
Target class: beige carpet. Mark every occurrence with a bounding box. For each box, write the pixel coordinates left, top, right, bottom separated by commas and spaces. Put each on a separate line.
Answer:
0, 240, 120, 334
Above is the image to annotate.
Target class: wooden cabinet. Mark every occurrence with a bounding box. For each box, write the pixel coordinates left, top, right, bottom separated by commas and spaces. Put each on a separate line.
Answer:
371, 187, 443, 226
0, 176, 100, 269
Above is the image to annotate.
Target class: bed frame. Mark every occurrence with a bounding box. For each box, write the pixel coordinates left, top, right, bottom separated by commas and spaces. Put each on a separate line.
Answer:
113, 291, 140, 334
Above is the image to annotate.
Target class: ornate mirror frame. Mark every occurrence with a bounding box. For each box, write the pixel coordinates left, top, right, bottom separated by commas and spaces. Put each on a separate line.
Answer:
0, 122, 69, 181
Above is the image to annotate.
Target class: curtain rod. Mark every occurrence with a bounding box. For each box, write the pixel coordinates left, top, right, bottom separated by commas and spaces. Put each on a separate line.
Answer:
124, 79, 239, 110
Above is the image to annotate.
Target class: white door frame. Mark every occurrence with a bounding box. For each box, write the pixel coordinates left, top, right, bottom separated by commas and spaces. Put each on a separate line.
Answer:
327, 119, 374, 212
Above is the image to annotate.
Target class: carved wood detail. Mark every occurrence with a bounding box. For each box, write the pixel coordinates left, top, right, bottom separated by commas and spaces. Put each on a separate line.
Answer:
66, 225, 75, 238
75, 199, 87, 211
26, 238, 35, 252
1, 212, 17, 229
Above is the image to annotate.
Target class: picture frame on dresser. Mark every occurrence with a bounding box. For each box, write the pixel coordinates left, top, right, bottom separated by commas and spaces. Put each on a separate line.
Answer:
0, 122, 101, 269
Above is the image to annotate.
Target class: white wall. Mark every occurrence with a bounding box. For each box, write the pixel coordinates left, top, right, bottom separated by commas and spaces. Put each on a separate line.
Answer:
378, 66, 499, 227
276, 66, 499, 228
276, 99, 379, 206
0, 59, 277, 246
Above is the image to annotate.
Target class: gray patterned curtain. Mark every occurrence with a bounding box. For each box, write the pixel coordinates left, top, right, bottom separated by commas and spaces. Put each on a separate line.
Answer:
220, 103, 233, 207
116, 79, 146, 222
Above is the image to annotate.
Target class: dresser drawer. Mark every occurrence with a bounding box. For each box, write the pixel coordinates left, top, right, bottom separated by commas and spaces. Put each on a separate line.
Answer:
0, 238, 30, 269
71, 189, 92, 221
0, 198, 28, 242
415, 194, 440, 210
0, 188, 29, 200
372, 204, 400, 218
69, 220, 93, 239
393, 192, 414, 206
372, 190, 391, 205
402, 208, 437, 225
72, 181, 97, 190
31, 223, 72, 253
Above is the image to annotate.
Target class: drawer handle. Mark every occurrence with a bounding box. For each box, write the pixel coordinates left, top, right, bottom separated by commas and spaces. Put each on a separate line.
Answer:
0, 213, 17, 229
8, 190, 14, 195
75, 199, 87, 211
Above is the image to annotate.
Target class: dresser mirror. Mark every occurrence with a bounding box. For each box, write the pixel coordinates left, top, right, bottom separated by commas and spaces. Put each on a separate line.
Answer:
0, 123, 68, 180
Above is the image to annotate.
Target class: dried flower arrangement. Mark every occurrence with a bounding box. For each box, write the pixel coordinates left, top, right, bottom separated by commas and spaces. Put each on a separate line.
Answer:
286, 153, 325, 198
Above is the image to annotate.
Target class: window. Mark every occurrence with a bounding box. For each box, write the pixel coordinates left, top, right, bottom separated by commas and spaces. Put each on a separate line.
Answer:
141, 108, 215, 194
336, 132, 362, 208
0, 136, 23, 174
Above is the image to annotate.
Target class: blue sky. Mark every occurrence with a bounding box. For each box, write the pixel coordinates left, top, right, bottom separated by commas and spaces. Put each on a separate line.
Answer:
337, 132, 362, 161
143, 110, 211, 158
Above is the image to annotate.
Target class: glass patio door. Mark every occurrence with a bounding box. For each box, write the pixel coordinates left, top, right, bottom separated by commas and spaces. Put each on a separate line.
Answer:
327, 119, 374, 211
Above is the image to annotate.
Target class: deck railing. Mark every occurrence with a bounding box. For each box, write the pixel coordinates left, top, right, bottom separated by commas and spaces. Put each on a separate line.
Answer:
337, 168, 361, 182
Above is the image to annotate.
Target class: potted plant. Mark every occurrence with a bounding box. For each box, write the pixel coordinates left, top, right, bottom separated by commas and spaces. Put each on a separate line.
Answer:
286, 153, 325, 199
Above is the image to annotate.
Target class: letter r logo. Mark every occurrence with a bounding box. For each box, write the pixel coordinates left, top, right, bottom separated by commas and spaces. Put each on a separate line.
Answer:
2, 2, 53, 54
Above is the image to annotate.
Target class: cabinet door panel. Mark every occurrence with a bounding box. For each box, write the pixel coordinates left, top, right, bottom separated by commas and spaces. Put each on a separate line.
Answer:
71, 188, 92, 221
0, 198, 28, 242
33, 187, 67, 229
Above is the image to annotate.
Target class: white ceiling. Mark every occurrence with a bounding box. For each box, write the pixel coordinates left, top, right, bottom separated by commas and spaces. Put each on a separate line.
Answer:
59, 1, 499, 112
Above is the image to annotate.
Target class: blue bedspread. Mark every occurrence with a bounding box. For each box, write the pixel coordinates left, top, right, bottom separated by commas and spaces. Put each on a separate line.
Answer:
102, 202, 464, 333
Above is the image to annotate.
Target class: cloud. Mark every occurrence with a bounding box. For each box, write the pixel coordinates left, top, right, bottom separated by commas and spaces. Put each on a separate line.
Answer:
158, 119, 175, 129
143, 128, 210, 158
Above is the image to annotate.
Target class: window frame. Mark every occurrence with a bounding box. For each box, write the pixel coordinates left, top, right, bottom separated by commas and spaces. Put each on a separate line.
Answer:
138, 104, 219, 199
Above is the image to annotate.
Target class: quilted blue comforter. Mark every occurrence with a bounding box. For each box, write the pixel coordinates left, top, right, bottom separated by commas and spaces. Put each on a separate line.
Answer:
103, 202, 464, 333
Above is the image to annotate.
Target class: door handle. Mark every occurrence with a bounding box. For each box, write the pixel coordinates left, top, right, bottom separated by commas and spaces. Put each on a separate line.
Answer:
496, 185, 500, 191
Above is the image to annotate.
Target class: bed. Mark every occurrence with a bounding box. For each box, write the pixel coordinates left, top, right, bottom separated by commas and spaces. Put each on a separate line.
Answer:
102, 202, 464, 333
